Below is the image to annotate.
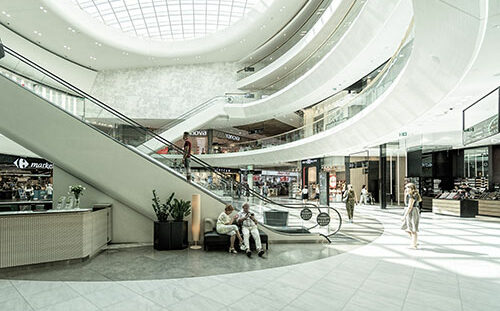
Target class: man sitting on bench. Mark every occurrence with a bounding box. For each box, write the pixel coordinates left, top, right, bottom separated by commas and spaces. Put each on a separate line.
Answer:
238, 203, 265, 258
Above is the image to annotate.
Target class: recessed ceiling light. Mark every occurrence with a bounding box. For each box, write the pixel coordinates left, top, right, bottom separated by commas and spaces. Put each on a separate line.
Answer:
63, 45, 71, 50
33, 30, 42, 36
67, 26, 76, 33
39, 6, 47, 13
89, 56, 96, 60
2, 11, 11, 17
95, 42, 102, 47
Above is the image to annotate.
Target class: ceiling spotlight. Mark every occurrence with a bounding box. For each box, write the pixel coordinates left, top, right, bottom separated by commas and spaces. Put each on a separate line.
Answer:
89, 56, 97, 60
68, 26, 76, 33
63, 45, 71, 50
33, 30, 42, 36
40, 6, 47, 13
122, 51, 129, 55
95, 42, 102, 47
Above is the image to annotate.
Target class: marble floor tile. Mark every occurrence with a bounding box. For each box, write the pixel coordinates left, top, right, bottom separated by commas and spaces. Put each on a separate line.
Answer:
20, 283, 80, 309
37, 297, 99, 311
167, 294, 225, 311
1, 295, 34, 311
102, 296, 165, 311
141, 283, 196, 307
82, 284, 142, 309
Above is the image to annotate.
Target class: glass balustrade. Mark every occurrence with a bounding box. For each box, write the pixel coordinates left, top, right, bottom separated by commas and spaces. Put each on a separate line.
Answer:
0, 46, 343, 240
238, 0, 366, 97
231, 24, 414, 152
236, 0, 335, 80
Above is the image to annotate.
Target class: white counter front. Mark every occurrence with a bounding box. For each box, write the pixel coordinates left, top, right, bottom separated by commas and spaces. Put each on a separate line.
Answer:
0, 207, 111, 268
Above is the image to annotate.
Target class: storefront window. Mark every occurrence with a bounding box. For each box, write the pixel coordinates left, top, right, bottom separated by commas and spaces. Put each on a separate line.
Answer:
464, 147, 489, 178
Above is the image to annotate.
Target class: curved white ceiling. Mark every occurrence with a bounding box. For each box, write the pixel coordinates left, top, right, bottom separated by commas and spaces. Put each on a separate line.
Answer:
71, 0, 256, 41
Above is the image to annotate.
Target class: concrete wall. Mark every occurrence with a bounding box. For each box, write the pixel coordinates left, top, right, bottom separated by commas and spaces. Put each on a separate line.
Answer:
53, 166, 153, 243
90, 62, 240, 119
0, 24, 97, 92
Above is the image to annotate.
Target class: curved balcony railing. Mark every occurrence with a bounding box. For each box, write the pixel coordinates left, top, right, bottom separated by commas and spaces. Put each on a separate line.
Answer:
1, 45, 344, 241
238, 0, 366, 94
236, 0, 334, 79
230, 21, 414, 152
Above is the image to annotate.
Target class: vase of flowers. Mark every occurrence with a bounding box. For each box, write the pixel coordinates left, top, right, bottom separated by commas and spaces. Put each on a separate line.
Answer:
69, 185, 86, 209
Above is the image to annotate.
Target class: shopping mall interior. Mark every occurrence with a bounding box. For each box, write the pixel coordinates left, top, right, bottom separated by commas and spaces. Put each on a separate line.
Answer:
0, 0, 499, 310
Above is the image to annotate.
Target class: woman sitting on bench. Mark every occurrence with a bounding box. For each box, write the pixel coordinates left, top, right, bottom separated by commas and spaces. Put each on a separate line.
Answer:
216, 205, 243, 254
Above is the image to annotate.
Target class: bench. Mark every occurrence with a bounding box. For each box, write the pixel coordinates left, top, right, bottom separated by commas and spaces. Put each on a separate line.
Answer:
203, 218, 268, 251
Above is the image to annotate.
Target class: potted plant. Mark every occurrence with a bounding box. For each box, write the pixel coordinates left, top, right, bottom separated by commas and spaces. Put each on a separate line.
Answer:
152, 190, 191, 250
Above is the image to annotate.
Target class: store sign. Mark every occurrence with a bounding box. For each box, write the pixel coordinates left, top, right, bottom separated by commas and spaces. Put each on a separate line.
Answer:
300, 208, 312, 221
261, 170, 296, 177
224, 133, 241, 141
13, 158, 53, 170
191, 130, 207, 136
316, 212, 331, 226
215, 167, 240, 174
301, 158, 319, 165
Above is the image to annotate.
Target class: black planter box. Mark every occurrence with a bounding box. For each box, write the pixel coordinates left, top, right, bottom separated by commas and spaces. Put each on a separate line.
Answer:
154, 221, 188, 250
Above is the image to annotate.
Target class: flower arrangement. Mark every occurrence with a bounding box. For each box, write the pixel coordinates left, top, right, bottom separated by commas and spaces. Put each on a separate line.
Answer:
69, 185, 86, 200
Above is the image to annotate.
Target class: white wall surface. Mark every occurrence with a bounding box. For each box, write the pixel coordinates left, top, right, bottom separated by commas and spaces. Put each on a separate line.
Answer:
0, 134, 39, 158
90, 62, 240, 119
53, 166, 153, 243
0, 24, 97, 92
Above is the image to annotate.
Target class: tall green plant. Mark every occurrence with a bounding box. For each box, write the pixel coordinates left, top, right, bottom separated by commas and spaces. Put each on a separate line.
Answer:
151, 190, 174, 222
170, 198, 191, 221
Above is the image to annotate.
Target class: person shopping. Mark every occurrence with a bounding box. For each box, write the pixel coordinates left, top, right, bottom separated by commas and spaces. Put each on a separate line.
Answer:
343, 184, 357, 223
216, 205, 243, 253
360, 185, 368, 205
401, 183, 421, 249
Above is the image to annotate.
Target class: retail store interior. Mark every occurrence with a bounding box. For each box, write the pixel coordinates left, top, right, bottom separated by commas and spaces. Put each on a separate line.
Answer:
0, 0, 500, 310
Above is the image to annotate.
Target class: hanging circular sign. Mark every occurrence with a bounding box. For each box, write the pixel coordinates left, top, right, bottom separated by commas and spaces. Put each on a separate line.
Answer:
316, 212, 331, 226
300, 208, 313, 221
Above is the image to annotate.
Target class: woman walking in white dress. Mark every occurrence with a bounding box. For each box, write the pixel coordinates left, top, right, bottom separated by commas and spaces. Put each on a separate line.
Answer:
401, 183, 422, 249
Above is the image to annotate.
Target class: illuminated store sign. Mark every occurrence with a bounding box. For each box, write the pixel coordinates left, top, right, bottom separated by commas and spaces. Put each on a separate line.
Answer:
191, 130, 207, 136
13, 158, 53, 170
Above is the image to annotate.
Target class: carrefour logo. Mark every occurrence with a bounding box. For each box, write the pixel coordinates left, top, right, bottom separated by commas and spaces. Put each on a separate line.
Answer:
13, 158, 29, 169
13, 158, 53, 170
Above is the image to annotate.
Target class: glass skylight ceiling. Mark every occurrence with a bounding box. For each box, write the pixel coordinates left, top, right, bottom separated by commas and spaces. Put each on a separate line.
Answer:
72, 0, 255, 41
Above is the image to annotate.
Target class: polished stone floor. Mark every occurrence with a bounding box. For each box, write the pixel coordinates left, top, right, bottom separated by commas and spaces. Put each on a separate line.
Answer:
0, 209, 382, 282
1, 204, 500, 311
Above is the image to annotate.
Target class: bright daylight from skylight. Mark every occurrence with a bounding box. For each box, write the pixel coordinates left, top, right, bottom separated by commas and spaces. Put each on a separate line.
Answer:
71, 0, 256, 41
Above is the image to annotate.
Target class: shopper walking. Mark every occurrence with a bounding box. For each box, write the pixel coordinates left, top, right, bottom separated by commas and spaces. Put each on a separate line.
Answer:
360, 185, 368, 205
315, 185, 320, 204
301, 186, 308, 203
401, 183, 422, 249
343, 184, 357, 223
182, 132, 192, 182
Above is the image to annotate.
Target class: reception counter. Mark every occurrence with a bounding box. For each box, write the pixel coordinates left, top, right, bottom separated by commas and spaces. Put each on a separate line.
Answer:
0, 207, 111, 269
432, 199, 477, 218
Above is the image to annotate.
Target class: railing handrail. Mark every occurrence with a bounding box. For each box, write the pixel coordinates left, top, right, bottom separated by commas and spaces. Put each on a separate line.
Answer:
1, 45, 324, 212
236, 0, 329, 74
257, 0, 361, 91
232, 20, 414, 149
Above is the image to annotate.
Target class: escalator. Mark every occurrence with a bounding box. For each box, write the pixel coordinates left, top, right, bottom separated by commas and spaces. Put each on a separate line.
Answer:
0, 45, 342, 243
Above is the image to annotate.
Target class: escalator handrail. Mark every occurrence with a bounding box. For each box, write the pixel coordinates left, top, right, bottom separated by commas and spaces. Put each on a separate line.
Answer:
1, 46, 324, 212
154, 95, 227, 132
